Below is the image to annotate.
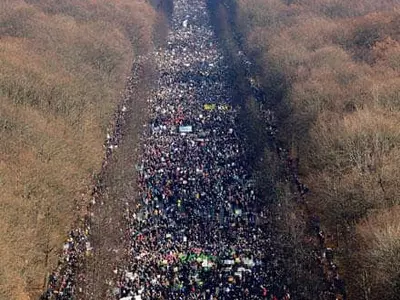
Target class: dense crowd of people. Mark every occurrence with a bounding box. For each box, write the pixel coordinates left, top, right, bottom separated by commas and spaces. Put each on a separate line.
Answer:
41, 0, 347, 299
115, 0, 290, 299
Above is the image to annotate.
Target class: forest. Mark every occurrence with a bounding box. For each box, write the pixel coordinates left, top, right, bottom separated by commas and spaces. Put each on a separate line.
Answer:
227, 0, 400, 298
0, 1, 163, 298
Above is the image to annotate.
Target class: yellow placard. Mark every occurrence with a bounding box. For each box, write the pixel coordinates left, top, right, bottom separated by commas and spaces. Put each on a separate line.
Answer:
204, 103, 216, 110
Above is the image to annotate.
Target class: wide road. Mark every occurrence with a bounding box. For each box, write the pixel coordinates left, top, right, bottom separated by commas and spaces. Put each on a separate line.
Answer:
116, 0, 290, 299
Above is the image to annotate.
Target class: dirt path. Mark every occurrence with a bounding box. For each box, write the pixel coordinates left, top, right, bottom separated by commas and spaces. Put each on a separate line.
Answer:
76, 60, 157, 300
